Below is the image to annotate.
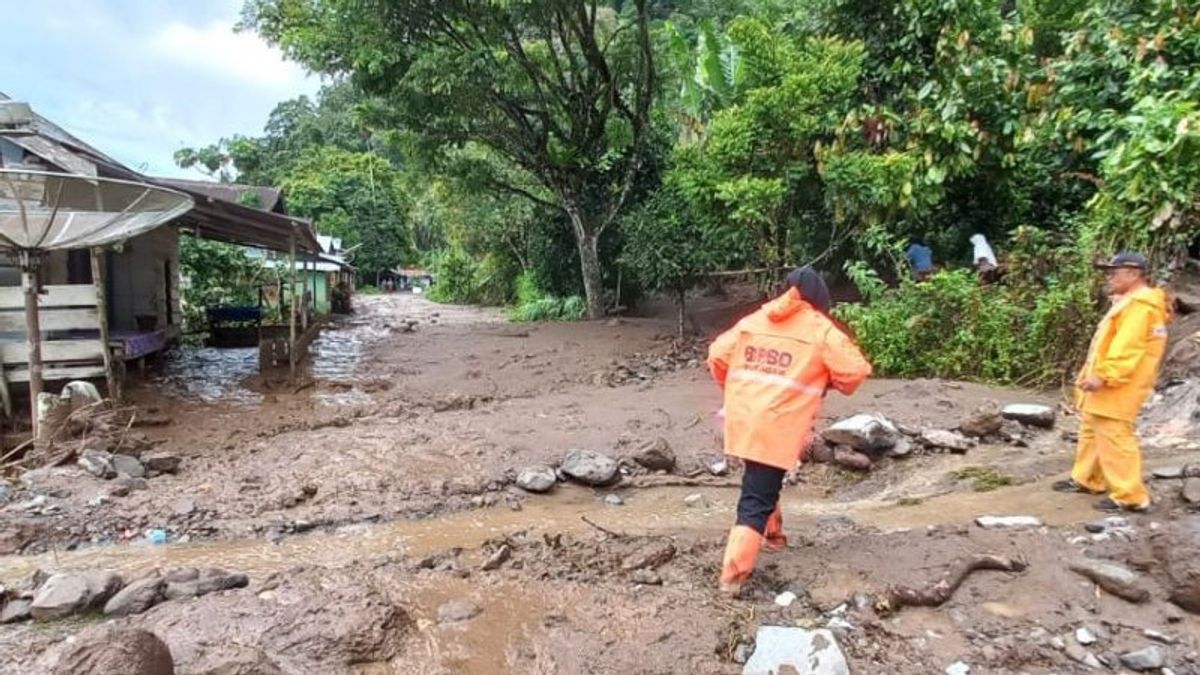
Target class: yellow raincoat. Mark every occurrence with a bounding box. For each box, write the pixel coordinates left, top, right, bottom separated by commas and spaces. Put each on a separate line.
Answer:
1071, 285, 1169, 507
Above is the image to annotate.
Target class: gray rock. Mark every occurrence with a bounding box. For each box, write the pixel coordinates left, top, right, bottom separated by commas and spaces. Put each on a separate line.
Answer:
1152, 518, 1200, 613
742, 626, 849, 675
103, 576, 164, 617
822, 414, 899, 452
78, 450, 115, 479
1154, 466, 1185, 479
945, 662, 970, 675
631, 569, 662, 585
604, 494, 624, 506
633, 438, 676, 472
960, 404, 1003, 437
560, 449, 619, 486
708, 458, 729, 476
142, 452, 181, 474
809, 444, 835, 464
515, 467, 556, 494
1065, 642, 1102, 669
115, 476, 148, 491
481, 545, 511, 571
975, 515, 1042, 529
164, 567, 199, 583
1144, 629, 1176, 644
37, 626, 173, 675
733, 642, 754, 665
1183, 478, 1200, 504
1001, 403, 1056, 429
887, 438, 914, 458
111, 454, 145, 479
437, 599, 481, 623
163, 572, 248, 601
1120, 644, 1167, 671
0, 598, 31, 623
1076, 627, 1098, 645
173, 498, 197, 517
1069, 559, 1150, 603
833, 447, 872, 471
920, 429, 974, 453
30, 571, 122, 620
684, 493, 709, 508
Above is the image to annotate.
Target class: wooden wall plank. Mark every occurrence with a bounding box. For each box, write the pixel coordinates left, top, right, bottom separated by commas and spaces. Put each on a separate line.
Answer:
0, 285, 99, 310
0, 308, 100, 332
0, 339, 105, 365
4, 364, 108, 383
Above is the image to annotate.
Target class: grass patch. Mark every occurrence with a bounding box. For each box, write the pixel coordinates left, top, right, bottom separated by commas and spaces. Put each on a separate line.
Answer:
952, 466, 1016, 492
896, 496, 924, 507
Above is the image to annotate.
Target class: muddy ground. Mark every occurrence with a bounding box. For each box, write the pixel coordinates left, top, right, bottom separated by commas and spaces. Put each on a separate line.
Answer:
2, 291, 1200, 674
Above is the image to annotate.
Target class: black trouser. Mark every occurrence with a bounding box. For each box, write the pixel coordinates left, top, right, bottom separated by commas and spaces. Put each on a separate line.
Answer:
736, 459, 786, 534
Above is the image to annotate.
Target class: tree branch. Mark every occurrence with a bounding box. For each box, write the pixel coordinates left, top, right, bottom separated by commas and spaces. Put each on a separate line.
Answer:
486, 178, 564, 214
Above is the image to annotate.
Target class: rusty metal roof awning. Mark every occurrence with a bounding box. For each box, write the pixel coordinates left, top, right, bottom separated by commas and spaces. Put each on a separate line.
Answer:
166, 184, 320, 254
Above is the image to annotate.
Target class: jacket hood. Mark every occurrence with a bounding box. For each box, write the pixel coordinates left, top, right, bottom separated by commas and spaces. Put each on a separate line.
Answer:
765, 288, 812, 322
1128, 286, 1168, 314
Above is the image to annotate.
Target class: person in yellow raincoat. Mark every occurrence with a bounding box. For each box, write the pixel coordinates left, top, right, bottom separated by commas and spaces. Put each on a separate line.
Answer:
708, 267, 871, 595
1054, 252, 1170, 512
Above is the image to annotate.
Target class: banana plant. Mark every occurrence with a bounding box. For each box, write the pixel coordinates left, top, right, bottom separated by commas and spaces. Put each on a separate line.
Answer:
664, 18, 745, 143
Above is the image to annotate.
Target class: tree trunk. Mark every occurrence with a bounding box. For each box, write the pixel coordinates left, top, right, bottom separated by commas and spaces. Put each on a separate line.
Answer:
566, 206, 605, 319
675, 287, 686, 338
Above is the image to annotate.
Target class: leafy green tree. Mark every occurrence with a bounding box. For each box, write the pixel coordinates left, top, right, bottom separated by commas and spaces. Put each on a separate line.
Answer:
241, 0, 657, 318
281, 148, 416, 281
179, 238, 274, 333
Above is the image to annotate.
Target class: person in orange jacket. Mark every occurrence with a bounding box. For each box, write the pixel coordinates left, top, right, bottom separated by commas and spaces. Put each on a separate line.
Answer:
708, 266, 872, 595
1054, 252, 1170, 512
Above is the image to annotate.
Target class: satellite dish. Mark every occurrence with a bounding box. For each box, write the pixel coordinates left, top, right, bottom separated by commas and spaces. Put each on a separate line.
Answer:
0, 169, 193, 433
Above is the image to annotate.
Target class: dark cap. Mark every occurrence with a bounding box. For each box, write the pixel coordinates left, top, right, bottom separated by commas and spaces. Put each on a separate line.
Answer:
785, 266, 833, 314
1094, 251, 1148, 271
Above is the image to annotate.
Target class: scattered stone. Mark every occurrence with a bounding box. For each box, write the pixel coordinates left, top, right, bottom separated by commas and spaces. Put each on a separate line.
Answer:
1182, 478, 1200, 504
1001, 403, 1056, 429
808, 444, 834, 464
142, 452, 181, 475
887, 438, 914, 459
945, 662, 970, 675
604, 494, 624, 506
708, 459, 729, 476
920, 429, 974, 453
832, 447, 872, 472
515, 467, 556, 494
108, 484, 130, 498
173, 498, 197, 517
975, 516, 1042, 530
620, 541, 676, 571
103, 576, 164, 617
960, 404, 1003, 438
1065, 643, 1103, 669
684, 493, 710, 508
631, 569, 662, 585
775, 591, 798, 607
1145, 629, 1176, 644
1120, 645, 1167, 671
1076, 627, 1098, 645
78, 450, 115, 479
633, 438, 677, 472
1154, 466, 1185, 479
733, 642, 754, 665
481, 545, 511, 571
30, 571, 123, 620
0, 598, 31, 623
163, 572, 249, 601
115, 476, 149, 492
111, 454, 146, 479
822, 414, 899, 452
437, 599, 481, 624
742, 626, 849, 675
1069, 559, 1150, 603
38, 626, 173, 675
1152, 519, 1200, 613
1084, 521, 1106, 534
560, 449, 619, 486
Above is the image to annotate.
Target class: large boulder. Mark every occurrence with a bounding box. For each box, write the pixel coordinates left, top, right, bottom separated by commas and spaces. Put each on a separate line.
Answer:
1069, 558, 1150, 603
515, 467, 557, 494
104, 576, 165, 617
822, 415, 899, 452
38, 626, 173, 675
1001, 404, 1056, 429
163, 571, 248, 601
960, 404, 1003, 438
0, 598, 31, 623
743, 626, 849, 675
633, 438, 676, 472
31, 571, 123, 620
560, 449, 620, 486
1152, 518, 1200, 613
78, 449, 115, 479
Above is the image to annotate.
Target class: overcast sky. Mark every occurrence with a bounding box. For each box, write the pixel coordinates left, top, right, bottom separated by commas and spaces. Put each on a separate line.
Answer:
0, 0, 320, 178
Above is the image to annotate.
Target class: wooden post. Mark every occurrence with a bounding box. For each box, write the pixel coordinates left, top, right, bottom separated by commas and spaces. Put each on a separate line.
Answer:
90, 247, 119, 401
288, 232, 297, 381
21, 251, 42, 437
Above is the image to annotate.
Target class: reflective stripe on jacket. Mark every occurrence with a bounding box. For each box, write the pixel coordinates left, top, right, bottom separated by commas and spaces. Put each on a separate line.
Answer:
1076, 286, 1169, 422
708, 288, 872, 470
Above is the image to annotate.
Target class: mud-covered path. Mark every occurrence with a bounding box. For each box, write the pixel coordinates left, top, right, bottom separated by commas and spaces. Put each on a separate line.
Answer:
3, 292, 1200, 674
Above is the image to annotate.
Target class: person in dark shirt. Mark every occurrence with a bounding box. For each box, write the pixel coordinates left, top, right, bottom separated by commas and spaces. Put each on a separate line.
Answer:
906, 238, 934, 281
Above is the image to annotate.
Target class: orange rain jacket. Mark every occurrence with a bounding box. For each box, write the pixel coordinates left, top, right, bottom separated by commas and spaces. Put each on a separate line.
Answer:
708, 288, 872, 470
1076, 286, 1170, 422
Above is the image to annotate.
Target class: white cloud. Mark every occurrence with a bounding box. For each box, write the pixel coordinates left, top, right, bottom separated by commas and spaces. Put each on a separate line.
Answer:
148, 20, 312, 89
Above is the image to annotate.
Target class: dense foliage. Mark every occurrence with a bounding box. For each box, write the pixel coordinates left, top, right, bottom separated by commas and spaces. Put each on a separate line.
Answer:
189, 0, 1200, 383
179, 238, 273, 336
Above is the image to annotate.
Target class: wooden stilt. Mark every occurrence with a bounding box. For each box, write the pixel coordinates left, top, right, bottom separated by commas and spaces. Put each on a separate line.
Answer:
90, 247, 119, 401
288, 232, 297, 381
21, 252, 42, 438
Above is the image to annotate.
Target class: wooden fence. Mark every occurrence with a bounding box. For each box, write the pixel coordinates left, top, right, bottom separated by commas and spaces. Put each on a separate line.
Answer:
0, 284, 107, 383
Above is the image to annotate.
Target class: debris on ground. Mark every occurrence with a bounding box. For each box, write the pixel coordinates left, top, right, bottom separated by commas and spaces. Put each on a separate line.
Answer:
877, 554, 1027, 612
742, 626, 849, 675
633, 438, 677, 472
560, 449, 620, 486
1000, 403, 1056, 429
822, 414, 899, 452
1068, 558, 1151, 603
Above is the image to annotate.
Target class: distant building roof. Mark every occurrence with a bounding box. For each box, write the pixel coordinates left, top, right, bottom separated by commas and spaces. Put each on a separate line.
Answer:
155, 177, 285, 214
